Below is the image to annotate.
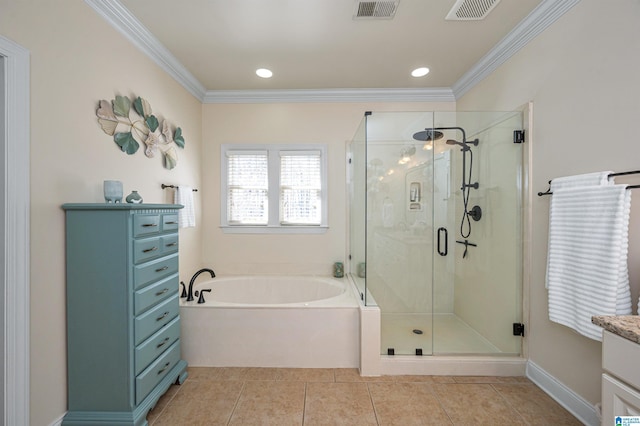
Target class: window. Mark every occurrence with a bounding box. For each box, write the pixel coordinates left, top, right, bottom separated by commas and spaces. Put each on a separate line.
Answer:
227, 151, 269, 225
221, 144, 328, 233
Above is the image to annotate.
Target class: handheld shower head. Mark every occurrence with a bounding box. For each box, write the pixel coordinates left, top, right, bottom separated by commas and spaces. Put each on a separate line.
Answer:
446, 138, 479, 149
446, 139, 472, 151
412, 129, 444, 142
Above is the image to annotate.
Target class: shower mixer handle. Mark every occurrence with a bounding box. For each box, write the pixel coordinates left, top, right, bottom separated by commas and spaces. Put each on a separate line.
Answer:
463, 182, 479, 190
456, 240, 477, 259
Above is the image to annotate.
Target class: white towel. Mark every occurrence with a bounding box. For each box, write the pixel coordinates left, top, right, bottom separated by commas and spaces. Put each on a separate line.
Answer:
174, 186, 196, 228
546, 183, 631, 341
546, 170, 613, 289
550, 171, 613, 191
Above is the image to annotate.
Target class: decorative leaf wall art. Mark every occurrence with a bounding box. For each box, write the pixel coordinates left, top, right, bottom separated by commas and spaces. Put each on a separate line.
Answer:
96, 95, 186, 169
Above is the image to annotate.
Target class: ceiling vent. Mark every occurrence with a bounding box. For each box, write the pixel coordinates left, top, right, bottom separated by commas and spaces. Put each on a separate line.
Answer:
354, 1, 400, 19
445, 0, 501, 20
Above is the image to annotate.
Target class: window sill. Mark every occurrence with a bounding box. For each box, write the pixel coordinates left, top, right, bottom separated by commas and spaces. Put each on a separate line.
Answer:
220, 225, 329, 234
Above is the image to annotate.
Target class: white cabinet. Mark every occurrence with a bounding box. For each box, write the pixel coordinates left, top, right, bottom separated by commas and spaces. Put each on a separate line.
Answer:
602, 374, 640, 418
602, 330, 640, 423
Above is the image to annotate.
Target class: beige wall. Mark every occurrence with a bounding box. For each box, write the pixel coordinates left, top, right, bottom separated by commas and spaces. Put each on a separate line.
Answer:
457, 0, 640, 405
201, 102, 454, 277
0, 1, 203, 424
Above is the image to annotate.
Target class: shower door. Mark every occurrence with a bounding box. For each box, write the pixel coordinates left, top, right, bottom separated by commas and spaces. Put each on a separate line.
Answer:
431, 111, 523, 356
349, 110, 523, 357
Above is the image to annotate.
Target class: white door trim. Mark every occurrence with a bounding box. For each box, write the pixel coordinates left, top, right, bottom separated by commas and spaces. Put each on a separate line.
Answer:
1, 34, 30, 426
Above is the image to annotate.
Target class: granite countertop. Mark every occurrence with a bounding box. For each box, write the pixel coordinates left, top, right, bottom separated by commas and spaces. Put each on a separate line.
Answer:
592, 315, 640, 344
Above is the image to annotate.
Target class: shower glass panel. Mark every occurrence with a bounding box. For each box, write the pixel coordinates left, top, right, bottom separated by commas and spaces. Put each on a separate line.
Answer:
349, 116, 368, 303
348, 111, 523, 357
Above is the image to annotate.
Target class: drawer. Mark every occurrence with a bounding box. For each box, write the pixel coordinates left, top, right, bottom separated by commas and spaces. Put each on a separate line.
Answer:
136, 340, 181, 405
602, 373, 640, 422
134, 254, 179, 290
135, 296, 179, 345
134, 274, 177, 315
162, 214, 179, 232
133, 214, 161, 237
133, 236, 162, 264
161, 234, 179, 256
135, 316, 180, 375
603, 330, 640, 389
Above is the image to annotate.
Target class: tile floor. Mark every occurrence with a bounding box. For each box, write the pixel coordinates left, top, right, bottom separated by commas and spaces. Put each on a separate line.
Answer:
147, 367, 583, 425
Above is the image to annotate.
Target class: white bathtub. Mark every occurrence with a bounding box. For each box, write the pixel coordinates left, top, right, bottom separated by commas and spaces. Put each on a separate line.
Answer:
179, 275, 361, 368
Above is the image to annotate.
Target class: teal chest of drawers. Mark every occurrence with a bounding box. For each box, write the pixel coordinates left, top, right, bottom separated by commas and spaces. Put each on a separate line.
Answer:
61, 204, 188, 426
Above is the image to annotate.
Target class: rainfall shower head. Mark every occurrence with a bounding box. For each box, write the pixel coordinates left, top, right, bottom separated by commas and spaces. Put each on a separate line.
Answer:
412, 129, 444, 142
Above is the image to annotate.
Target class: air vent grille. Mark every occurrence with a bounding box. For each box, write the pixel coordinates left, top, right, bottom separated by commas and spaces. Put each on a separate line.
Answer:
446, 0, 501, 20
354, 1, 399, 19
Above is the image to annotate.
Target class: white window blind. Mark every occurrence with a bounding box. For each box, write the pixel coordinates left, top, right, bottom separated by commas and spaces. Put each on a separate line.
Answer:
226, 151, 268, 224
280, 151, 322, 225
221, 144, 327, 233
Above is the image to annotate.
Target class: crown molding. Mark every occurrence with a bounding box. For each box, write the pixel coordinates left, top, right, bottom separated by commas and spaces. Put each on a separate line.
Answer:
87, 0, 579, 104
84, 0, 207, 101
451, 0, 581, 99
203, 88, 456, 104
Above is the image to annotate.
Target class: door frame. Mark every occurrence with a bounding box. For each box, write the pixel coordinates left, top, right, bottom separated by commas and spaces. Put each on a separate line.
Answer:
1, 35, 30, 426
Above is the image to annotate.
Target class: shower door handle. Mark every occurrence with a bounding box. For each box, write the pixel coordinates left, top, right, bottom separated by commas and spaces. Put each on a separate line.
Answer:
437, 227, 448, 256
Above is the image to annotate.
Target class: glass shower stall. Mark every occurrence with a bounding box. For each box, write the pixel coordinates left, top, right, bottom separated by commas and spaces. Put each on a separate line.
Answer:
348, 111, 524, 357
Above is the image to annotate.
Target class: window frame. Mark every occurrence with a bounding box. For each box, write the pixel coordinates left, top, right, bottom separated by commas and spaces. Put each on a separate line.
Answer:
220, 144, 328, 234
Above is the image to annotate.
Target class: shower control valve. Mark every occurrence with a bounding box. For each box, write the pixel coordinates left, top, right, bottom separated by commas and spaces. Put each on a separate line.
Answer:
467, 205, 482, 221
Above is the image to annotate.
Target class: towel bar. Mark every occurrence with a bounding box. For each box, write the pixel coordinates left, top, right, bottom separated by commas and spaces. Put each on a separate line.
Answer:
161, 184, 198, 192
538, 170, 640, 196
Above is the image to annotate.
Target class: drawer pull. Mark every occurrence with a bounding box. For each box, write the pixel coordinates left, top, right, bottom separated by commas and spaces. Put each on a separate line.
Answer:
156, 311, 169, 321
165, 242, 177, 247
155, 266, 169, 272
155, 288, 169, 296
165, 221, 178, 225
143, 246, 158, 253
141, 223, 158, 228
156, 337, 170, 349
157, 361, 171, 375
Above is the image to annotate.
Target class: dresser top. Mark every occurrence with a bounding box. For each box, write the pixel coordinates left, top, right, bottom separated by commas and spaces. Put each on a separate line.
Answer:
592, 315, 640, 344
62, 203, 183, 211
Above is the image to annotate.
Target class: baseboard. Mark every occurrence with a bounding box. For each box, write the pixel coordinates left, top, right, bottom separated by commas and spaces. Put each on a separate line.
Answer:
49, 413, 64, 426
526, 360, 600, 426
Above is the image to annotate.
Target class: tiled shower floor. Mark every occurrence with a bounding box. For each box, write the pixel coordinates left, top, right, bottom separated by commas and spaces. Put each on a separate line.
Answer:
381, 313, 506, 355
147, 367, 582, 425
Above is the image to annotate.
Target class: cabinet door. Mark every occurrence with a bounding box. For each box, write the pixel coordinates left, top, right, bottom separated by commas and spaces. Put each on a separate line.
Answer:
602, 373, 640, 423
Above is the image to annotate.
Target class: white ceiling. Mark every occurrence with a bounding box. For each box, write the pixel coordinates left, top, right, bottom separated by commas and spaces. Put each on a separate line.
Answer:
115, 0, 544, 92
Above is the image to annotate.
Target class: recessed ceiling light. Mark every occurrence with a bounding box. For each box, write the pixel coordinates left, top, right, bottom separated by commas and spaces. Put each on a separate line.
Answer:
411, 67, 430, 78
256, 68, 273, 78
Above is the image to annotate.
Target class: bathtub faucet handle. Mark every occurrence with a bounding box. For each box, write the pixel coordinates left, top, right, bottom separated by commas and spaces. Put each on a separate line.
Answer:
197, 289, 211, 304
180, 281, 187, 298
